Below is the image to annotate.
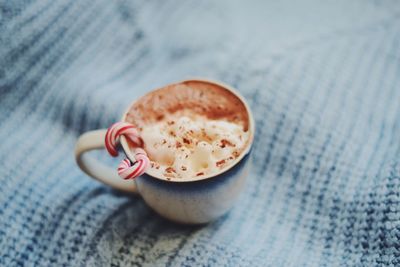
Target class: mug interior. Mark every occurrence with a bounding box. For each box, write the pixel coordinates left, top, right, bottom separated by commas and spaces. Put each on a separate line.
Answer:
120, 79, 255, 182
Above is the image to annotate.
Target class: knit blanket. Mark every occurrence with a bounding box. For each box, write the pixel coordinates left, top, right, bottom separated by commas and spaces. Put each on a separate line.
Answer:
1, 1, 400, 266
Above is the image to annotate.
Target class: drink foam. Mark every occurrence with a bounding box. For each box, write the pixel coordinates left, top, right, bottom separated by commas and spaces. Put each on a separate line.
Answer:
141, 112, 249, 180
124, 80, 251, 181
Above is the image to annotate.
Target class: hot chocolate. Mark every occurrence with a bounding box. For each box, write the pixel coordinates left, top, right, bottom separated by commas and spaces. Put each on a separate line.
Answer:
125, 80, 251, 181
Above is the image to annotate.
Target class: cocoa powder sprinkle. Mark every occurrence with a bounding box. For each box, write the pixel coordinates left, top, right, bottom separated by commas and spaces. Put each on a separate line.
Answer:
216, 159, 226, 167
165, 167, 175, 173
220, 139, 235, 148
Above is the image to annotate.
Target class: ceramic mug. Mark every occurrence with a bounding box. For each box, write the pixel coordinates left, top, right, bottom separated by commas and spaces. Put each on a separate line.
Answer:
75, 79, 255, 224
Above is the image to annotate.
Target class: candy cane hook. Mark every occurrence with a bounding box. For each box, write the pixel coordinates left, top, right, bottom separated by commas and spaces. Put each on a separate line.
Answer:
105, 122, 142, 157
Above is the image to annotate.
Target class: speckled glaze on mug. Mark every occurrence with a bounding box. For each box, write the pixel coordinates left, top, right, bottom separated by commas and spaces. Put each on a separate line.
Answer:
75, 79, 255, 224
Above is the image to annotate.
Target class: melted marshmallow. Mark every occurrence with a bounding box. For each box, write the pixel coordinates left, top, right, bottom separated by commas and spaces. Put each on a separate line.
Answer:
141, 114, 249, 180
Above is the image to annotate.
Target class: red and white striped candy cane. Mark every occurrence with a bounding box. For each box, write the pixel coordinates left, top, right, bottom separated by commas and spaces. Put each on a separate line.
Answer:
117, 148, 150, 179
105, 122, 149, 180
105, 122, 142, 157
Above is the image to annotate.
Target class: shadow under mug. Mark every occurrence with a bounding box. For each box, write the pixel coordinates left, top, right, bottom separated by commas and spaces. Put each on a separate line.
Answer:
75, 79, 255, 224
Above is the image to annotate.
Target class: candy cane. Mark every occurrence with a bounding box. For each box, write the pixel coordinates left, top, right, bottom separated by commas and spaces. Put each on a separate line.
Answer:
105, 122, 149, 179
105, 122, 142, 157
117, 148, 150, 179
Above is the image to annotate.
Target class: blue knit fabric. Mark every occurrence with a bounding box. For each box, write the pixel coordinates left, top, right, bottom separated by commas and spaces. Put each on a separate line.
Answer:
1, 1, 400, 266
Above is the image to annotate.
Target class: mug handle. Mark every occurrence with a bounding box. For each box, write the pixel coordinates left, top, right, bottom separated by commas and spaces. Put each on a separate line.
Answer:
74, 129, 138, 193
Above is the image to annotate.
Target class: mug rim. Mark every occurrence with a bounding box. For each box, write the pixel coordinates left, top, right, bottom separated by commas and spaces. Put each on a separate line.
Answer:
120, 78, 255, 183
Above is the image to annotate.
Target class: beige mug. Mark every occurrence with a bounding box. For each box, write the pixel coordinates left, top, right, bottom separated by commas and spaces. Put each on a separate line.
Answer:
75, 79, 254, 224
